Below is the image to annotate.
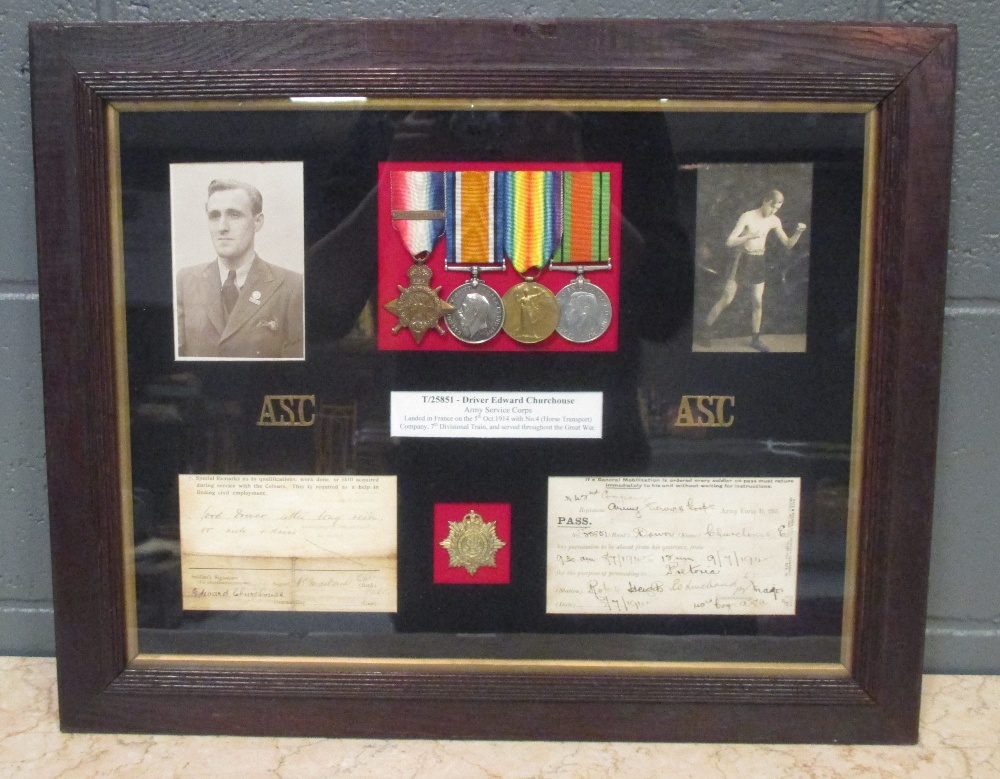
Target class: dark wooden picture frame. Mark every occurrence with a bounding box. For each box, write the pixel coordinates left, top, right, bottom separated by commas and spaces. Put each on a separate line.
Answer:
30, 19, 955, 742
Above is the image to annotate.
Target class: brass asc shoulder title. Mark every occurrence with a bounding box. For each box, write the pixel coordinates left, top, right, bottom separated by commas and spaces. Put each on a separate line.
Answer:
674, 395, 735, 428
257, 395, 316, 427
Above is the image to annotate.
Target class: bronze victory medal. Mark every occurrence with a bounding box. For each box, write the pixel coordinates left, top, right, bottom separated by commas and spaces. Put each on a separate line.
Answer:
501, 281, 560, 344
439, 509, 506, 575
384, 263, 454, 344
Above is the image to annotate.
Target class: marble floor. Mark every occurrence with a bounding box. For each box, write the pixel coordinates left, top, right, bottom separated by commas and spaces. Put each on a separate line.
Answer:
1, 657, 998, 778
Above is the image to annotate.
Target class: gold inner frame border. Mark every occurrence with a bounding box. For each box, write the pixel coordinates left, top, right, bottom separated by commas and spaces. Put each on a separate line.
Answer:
107, 98, 877, 678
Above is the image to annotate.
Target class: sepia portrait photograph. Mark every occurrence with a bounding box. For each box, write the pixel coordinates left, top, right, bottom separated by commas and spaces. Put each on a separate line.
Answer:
692, 162, 813, 353
171, 161, 306, 361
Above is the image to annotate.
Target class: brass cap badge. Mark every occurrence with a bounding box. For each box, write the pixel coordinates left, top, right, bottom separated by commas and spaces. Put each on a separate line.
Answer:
439, 509, 506, 575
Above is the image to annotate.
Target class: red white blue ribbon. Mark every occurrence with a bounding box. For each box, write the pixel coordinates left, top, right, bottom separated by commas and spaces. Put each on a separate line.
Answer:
391, 171, 446, 260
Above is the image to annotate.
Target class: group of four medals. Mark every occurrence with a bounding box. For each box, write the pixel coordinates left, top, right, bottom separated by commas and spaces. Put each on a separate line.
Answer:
387, 169, 613, 346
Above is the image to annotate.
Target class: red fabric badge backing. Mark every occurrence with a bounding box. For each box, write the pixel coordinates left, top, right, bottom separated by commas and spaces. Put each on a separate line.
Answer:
433, 502, 512, 585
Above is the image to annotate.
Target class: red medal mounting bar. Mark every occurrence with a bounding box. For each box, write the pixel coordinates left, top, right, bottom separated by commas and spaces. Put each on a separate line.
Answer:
377, 161, 622, 353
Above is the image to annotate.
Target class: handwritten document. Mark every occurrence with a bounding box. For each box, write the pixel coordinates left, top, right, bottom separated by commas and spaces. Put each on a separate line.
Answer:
547, 477, 799, 616
179, 474, 397, 612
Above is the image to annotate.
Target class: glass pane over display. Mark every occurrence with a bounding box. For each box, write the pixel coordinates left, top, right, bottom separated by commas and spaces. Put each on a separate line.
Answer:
118, 104, 868, 667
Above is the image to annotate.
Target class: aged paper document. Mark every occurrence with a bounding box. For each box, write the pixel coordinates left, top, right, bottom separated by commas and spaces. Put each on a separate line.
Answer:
547, 477, 799, 615
179, 474, 397, 612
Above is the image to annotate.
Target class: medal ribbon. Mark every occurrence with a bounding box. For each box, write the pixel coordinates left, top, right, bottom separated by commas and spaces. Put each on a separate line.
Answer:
390, 171, 445, 260
552, 171, 611, 265
445, 171, 501, 267
501, 170, 563, 276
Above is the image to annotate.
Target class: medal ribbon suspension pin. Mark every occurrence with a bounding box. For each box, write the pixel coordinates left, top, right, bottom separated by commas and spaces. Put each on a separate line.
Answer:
551, 170, 614, 344
384, 170, 453, 344
499, 170, 564, 345
442, 170, 507, 344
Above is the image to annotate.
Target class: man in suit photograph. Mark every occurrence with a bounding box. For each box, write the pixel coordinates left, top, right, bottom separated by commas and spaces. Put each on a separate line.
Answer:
175, 176, 304, 359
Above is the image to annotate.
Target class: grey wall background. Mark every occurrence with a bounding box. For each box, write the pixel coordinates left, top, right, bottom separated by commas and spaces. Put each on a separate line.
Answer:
1, 0, 995, 672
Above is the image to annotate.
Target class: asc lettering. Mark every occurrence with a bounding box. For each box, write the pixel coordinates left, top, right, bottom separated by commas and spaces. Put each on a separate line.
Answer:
674, 395, 735, 428
257, 395, 316, 427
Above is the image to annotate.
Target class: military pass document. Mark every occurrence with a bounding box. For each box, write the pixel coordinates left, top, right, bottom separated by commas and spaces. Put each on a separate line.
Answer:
546, 477, 799, 615
179, 474, 397, 612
